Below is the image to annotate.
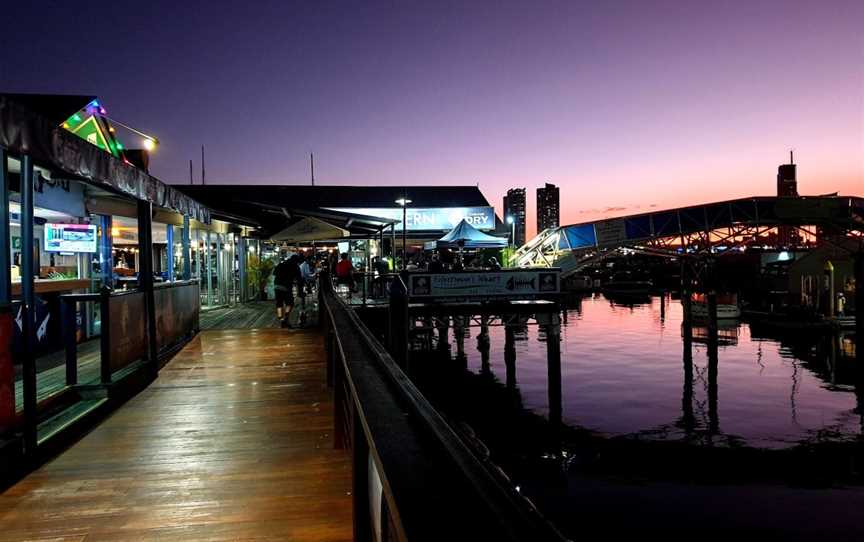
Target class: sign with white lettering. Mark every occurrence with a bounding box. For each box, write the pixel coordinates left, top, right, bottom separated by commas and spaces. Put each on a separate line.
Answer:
324, 207, 496, 231
408, 270, 560, 299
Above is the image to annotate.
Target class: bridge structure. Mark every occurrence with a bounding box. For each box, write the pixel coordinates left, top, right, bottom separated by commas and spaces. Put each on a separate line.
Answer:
513, 195, 864, 277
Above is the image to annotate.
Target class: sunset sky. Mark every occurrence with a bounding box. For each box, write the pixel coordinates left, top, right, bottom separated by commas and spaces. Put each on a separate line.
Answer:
3, 0, 862, 238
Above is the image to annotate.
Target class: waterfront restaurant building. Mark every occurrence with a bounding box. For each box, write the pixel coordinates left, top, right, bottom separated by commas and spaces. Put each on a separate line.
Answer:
175, 184, 504, 267
0, 93, 252, 468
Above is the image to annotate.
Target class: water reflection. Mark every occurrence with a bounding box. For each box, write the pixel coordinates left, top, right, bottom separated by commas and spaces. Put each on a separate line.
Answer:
408, 295, 862, 538
435, 294, 860, 449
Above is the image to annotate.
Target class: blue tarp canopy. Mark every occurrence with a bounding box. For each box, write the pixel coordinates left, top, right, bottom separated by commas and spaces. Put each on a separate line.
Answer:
425, 219, 508, 249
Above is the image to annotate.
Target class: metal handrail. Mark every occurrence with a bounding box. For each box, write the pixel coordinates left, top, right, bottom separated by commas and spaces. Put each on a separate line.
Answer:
319, 272, 568, 541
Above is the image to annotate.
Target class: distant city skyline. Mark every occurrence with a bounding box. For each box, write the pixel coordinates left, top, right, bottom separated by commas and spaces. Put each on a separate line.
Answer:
537, 182, 560, 233
2, 1, 861, 240
503, 188, 527, 246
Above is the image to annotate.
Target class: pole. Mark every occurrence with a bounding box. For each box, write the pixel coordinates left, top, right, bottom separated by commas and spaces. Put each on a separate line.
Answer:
137, 200, 158, 370
206, 230, 213, 307
402, 203, 407, 271
182, 215, 191, 280
201, 145, 206, 185
99, 215, 114, 289
189, 159, 193, 185
238, 236, 247, 303
390, 223, 396, 266
0, 148, 10, 303
310, 152, 315, 186
21, 155, 37, 451
166, 224, 174, 282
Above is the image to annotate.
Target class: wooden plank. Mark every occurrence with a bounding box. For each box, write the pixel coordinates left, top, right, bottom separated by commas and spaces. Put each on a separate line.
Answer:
0, 328, 352, 541
200, 298, 318, 331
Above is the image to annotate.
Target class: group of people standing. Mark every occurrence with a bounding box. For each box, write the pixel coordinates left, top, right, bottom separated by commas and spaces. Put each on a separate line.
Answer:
273, 249, 506, 316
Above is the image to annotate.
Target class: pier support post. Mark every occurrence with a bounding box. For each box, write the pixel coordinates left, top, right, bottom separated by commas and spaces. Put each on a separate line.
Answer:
505, 324, 517, 389
435, 316, 450, 353
705, 259, 719, 344
660, 291, 666, 323
681, 324, 695, 433
680, 260, 693, 343
454, 316, 467, 369
477, 314, 490, 374
546, 318, 562, 428
707, 332, 719, 436
855, 251, 863, 363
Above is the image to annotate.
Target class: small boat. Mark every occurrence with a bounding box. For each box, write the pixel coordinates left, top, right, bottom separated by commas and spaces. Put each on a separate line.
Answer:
602, 271, 653, 296
690, 293, 741, 319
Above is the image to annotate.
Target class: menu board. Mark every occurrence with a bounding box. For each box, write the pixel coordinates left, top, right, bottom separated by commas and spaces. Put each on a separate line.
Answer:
44, 223, 97, 253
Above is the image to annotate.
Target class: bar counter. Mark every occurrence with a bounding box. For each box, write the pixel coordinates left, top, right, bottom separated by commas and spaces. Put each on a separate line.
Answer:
11, 278, 91, 296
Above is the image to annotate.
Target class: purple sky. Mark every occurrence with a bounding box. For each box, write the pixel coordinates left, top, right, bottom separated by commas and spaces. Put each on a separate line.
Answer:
2, 0, 862, 237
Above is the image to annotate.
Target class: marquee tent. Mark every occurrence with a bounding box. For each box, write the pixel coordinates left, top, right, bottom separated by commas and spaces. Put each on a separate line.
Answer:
425, 219, 508, 249
270, 216, 349, 242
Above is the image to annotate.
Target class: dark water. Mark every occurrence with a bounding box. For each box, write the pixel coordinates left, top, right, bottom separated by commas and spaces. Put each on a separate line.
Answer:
457, 294, 859, 449
412, 294, 863, 537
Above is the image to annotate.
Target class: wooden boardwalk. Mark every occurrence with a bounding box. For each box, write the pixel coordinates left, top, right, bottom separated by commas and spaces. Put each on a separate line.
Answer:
200, 298, 318, 330
0, 328, 352, 541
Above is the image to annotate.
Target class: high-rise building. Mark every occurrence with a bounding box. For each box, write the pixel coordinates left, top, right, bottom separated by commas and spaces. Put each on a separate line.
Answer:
536, 182, 560, 233
777, 153, 800, 246
777, 156, 797, 197
503, 187, 526, 246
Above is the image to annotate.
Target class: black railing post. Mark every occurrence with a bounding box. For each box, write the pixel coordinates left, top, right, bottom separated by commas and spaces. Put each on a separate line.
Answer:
352, 409, 373, 542
387, 278, 409, 370
333, 348, 346, 450
61, 297, 78, 386
99, 287, 112, 385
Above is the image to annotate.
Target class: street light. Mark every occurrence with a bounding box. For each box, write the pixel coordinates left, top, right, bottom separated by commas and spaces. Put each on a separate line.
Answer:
506, 215, 515, 248
395, 197, 412, 270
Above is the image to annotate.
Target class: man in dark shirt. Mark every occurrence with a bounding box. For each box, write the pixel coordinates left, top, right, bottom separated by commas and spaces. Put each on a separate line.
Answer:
428, 253, 444, 273
273, 254, 300, 327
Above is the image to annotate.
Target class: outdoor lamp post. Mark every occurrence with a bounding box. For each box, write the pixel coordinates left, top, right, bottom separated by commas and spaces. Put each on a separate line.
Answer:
506, 215, 515, 248
395, 197, 412, 270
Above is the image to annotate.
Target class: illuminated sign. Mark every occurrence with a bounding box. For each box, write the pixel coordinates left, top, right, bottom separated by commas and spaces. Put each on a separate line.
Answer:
325, 207, 496, 231
44, 224, 97, 253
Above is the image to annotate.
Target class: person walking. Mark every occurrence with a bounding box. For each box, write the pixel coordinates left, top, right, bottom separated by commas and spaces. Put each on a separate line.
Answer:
273, 253, 301, 327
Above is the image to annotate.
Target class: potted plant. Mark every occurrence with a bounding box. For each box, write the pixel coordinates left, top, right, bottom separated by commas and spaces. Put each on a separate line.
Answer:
247, 254, 275, 300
